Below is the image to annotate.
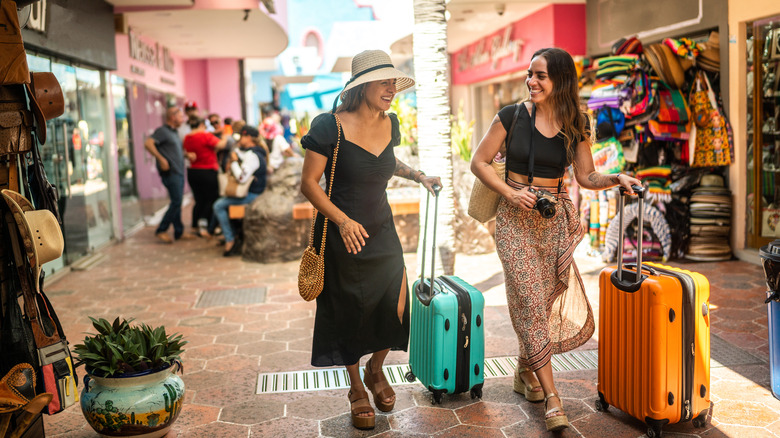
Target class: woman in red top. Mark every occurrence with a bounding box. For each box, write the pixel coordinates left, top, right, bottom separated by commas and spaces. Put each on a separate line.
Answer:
184, 117, 228, 236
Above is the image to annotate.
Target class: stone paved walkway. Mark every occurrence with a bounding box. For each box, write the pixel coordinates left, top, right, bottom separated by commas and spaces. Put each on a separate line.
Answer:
41, 224, 780, 437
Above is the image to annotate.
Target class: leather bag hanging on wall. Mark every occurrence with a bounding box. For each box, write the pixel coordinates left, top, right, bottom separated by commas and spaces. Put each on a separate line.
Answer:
0, 0, 31, 85
2, 190, 77, 415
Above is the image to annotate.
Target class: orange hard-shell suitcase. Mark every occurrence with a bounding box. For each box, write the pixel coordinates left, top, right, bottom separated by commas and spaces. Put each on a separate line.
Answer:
596, 187, 711, 437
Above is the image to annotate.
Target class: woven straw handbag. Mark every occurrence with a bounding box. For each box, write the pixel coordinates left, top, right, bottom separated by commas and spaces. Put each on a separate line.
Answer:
467, 103, 521, 223
467, 160, 505, 223
298, 115, 342, 301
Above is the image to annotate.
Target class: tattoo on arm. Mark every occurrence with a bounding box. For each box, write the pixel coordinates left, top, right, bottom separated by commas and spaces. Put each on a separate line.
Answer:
587, 172, 616, 189
490, 117, 502, 127
394, 158, 416, 181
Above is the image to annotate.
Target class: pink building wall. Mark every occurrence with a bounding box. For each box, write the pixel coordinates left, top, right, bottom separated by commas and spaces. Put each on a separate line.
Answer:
183, 59, 242, 121
183, 59, 208, 110
451, 4, 586, 85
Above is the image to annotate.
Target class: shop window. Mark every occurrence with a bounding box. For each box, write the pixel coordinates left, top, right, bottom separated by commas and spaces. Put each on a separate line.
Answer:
748, 16, 780, 247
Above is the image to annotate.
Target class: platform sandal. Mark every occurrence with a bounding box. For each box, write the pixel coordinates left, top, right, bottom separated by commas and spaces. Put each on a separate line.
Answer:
513, 366, 544, 402
363, 358, 396, 412
348, 388, 375, 430
544, 393, 569, 432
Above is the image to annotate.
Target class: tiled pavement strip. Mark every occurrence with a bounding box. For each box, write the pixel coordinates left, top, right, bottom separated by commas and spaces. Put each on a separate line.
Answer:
42, 218, 780, 437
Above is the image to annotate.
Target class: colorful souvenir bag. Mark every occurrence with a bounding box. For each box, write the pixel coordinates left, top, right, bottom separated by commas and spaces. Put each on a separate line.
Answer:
591, 137, 626, 174
689, 71, 731, 167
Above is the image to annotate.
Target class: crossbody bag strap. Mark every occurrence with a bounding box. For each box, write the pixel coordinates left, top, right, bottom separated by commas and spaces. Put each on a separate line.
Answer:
528, 103, 537, 183
503, 103, 522, 180
306, 114, 342, 255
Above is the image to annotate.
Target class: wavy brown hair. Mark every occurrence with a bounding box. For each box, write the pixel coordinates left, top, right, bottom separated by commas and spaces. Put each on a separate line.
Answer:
530, 48, 591, 166
334, 84, 367, 113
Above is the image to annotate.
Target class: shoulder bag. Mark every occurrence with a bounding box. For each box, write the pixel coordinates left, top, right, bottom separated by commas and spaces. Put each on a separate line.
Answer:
218, 152, 254, 198
298, 114, 342, 301
467, 104, 521, 223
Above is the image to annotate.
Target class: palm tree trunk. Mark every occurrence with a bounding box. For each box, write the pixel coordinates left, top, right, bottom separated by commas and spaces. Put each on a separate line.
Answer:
413, 0, 454, 275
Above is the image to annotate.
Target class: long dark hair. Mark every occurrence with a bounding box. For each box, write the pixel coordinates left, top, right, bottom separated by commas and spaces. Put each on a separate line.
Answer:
530, 48, 591, 165
334, 84, 367, 113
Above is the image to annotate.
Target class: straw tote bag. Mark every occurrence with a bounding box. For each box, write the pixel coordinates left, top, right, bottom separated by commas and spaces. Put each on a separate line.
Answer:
468, 104, 521, 223
298, 115, 342, 301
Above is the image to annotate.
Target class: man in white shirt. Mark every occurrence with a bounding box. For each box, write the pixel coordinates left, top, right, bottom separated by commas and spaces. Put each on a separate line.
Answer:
210, 125, 268, 256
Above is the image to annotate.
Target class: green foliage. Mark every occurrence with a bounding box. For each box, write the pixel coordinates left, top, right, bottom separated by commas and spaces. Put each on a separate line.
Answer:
73, 317, 187, 377
390, 96, 418, 155
451, 101, 475, 162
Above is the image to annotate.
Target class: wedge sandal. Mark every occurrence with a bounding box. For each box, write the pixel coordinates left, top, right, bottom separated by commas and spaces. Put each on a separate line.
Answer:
513, 366, 544, 402
363, 358, 396, 412
348, 388, 375, 430
544, 393, 569, 432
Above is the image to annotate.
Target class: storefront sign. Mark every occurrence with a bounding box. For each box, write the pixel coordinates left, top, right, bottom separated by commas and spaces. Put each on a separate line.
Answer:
26, 0, 47, 34
160, 77, 176, 86
456, 26, 524, 73
451, 4, 586, 86
128, 29, 175, 74
130, 65, 145, 76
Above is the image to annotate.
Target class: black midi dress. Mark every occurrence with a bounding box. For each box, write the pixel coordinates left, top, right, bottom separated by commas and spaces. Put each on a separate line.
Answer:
301, 112, 410, 367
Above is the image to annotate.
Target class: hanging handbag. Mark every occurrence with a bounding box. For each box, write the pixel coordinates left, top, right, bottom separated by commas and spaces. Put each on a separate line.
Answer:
467, 103, 521, 223
218, 170, 253, 198
298, 114, 342, 302
3, 210, 77, 415
690, 71, 731, 167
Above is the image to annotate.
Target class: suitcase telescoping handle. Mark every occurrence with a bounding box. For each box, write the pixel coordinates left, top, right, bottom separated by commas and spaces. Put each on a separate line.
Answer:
611, 185, 651, 293
416, 184, 442, 306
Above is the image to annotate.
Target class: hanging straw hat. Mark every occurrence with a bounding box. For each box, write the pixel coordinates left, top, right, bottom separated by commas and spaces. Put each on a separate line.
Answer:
697, 31, 720, 73
644, 43, 685, 89
1, 189, 63, 292
331, 50, 415, 111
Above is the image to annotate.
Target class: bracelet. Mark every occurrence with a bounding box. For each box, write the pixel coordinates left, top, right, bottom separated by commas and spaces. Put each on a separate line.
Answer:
416, 170, 426, 183
613, 173, 622, 184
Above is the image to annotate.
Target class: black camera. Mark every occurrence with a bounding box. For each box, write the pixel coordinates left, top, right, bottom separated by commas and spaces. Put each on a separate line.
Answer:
528, 187, 558, 219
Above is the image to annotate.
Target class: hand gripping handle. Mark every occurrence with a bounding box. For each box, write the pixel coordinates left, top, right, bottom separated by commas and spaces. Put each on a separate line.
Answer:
612, 185, 647, 292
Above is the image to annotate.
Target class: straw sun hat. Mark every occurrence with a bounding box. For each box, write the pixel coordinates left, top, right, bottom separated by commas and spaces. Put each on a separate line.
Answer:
331, 50, 415, 111
1, 189, 64, 293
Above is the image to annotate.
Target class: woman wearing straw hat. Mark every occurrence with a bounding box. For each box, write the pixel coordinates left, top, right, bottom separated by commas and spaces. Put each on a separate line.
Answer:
470, 47, 641, 432
300, 49, 440, 430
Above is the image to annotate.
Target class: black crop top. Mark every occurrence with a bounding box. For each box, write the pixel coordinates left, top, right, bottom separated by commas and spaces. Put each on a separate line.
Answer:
498, 103, 589, 179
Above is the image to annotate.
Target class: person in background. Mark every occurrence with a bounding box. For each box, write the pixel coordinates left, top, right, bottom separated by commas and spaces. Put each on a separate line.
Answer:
223, 117, 234, 138
470, 47, 642, 432
178, 101, 200, 139
261, 114, 293, 171
208, 113, 224, 137
144, 106, 195, 243
210, 125, 268, 256
184, 116, 228, 237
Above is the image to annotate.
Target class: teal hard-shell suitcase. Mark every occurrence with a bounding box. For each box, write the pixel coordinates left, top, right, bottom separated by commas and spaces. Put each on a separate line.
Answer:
406, 187, 485, 403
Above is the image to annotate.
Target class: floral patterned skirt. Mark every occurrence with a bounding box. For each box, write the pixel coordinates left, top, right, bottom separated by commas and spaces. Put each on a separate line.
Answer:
495, 179, 595, 372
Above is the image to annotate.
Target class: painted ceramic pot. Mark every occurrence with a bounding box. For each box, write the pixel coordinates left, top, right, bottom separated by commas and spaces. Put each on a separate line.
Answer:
80, 362, 184, 438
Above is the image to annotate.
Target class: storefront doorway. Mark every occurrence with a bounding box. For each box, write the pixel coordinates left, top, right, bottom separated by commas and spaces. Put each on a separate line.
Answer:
747, 15, 780, 248
27, 54, 115, 272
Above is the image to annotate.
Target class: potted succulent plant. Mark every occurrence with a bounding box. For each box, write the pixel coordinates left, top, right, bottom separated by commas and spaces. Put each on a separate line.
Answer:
73, 317, 187, 438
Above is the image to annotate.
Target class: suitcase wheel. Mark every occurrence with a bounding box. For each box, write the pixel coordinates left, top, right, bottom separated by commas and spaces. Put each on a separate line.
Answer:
404, 371, 416, 383
692, 412, 707, 428
595, 392, 609, 412
470, 387, 482, 399
646, 425, 663, 437
430, 389, 444, 405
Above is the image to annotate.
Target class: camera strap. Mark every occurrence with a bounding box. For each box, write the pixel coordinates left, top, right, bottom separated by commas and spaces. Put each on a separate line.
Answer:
526, 103, 565, 201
